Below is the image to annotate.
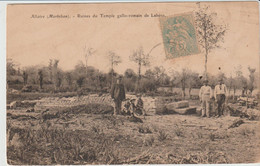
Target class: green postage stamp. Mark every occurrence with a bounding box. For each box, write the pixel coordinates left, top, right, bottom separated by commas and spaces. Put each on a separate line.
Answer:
160, 13, 200, 59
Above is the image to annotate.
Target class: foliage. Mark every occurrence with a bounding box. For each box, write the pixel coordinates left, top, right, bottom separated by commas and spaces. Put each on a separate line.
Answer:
6, 57, 257, 95
129, 46, 150, 92
195, 4, 227, 76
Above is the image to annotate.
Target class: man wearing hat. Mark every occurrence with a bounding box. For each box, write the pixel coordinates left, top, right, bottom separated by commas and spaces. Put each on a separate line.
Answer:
199, 79, 213, 117
214, 78, 227, 117
111, 76, 126, 115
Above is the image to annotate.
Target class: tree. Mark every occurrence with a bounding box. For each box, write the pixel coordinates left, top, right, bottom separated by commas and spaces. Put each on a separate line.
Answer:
83, 46, 96, 68
56, 71, 63, 89
172, 68, 190, 99
52, 59, 59, 90
38, 69, 44, 89
108, 51, 121, 85
186, 71, 200, 98
7, 59, 17, 86
76, 76, 85, 89
124, 69, 137, 79
248, 67, 256, 94
124, 69, 137, 92
22, 70, 28, 86
129, 46, 150, 92
227, 65, 243, 99
65, 71, 72, 85
195, 4, 227, 78
73, 61, 86, 89
48, 59, 53, 83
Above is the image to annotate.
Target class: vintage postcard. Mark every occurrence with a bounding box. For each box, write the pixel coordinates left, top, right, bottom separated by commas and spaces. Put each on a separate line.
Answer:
6, 1, 259, 165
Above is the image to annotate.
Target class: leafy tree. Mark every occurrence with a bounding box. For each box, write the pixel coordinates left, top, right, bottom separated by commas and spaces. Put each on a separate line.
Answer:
7, 58, 16, 76
129, 46, 150, 91
172, 68, 189, 99
124, 69, 137, 92
124, 68, 137, 79
186, 71, 200, 98
65, 71, 73, 87
56, 71, 63, 89
195, 4, 227, 78
248, 66, 256, 93
76, 76, 85, 89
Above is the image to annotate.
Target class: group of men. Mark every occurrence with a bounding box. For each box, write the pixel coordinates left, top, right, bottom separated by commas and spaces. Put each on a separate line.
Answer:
111, 75, 228, 118
110, 76, 144, 116
199, 79, 227, 118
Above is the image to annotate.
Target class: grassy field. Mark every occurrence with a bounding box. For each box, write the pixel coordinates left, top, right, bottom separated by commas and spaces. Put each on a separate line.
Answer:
6, 104, 260, 164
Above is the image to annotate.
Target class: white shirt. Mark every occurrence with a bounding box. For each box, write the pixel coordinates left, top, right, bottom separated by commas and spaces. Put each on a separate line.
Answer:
199, 85, 213, 99
214, 84, 227, 99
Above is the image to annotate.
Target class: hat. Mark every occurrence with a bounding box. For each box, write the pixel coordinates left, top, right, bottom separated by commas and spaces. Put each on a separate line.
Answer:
130, 98, 136, 101
116, 75, 123, 80
218, 78, 223, 82
136, 93, 142, 97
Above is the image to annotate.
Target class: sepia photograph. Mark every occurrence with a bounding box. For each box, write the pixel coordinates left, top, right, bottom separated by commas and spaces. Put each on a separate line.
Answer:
6, 1, 260, 165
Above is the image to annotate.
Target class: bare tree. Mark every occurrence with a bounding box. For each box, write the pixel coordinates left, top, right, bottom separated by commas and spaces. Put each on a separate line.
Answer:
129, 46, 150, 91
108, 51, 121, 85
83, 46, 96, 68
195, 4, 227, 78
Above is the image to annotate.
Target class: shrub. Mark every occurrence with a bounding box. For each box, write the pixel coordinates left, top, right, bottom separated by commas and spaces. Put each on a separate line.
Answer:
144, 136, 155, 146
174, 127, 184, 137
157, 130, 168, 141
138, 125, 152, 134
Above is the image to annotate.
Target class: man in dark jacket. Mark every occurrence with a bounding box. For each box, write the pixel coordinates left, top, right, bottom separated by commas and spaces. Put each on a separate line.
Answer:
111, 76, 126, 115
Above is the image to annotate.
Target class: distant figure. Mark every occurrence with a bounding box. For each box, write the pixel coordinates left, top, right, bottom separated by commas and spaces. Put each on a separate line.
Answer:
136, 94, 146, 116
214, 78, 227, 117
129, 98, 136, 116
110, 76, 126, 115
199, 79, 213, 117
122, 99, 131, 115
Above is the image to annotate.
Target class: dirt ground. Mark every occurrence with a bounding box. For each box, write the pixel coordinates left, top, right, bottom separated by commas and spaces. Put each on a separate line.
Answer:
6, 106, 260, 164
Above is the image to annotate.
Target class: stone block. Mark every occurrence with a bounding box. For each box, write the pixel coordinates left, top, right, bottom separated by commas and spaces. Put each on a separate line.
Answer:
166, 100, 189, 110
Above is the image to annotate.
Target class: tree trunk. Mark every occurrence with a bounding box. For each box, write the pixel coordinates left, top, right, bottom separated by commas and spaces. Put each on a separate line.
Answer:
188, 88, 192, 99
204, 25, 208, 79
136, 61, 141, 92
204, 51, 208, 79
233, 88, 236, 101
111, 61, 114, 86
182, 82, 186, 99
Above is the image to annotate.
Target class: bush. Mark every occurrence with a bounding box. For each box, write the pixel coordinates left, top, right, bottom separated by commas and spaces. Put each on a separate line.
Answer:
7, 124, 121, 165
157, 130, 168, 141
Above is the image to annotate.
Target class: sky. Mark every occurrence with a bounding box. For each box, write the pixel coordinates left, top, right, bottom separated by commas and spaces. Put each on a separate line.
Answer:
7, 2, 259, 77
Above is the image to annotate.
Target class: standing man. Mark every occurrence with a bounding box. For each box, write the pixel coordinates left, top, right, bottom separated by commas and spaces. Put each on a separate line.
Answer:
214, 79, 227, 117
199, 79, 213, 117
111, 76, 126, 115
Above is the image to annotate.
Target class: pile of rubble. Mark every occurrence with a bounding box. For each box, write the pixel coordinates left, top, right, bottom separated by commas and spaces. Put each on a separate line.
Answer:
7, 93, 198, 116
34, 94, 114, 111
226, 103, 260, 120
